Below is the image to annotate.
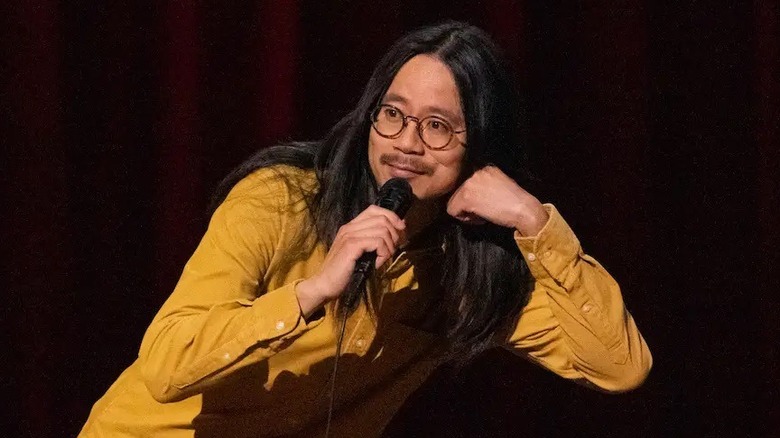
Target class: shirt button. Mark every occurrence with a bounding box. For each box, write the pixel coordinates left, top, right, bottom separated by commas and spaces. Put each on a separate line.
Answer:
222, 352, 231, 361
543, 250, 552, 258
275, 320, 286, 330
527, 253, 537, 262
355, 338, 365, 348
581, 303, 593, 313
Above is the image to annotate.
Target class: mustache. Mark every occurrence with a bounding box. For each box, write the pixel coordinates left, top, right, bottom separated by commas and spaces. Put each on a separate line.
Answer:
379, 154, 434, 175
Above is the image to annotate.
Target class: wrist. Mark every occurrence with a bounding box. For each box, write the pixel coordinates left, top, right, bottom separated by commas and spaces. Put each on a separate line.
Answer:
295, 277, 329, 318
512, 200, 549, 237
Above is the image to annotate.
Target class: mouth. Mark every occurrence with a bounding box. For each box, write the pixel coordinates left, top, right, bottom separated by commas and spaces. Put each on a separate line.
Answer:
380, 154, 431, 177
388, 163, 425, 177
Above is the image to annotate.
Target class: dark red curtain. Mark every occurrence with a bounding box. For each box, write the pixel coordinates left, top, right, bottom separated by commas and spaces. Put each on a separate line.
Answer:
3, 1, 778, 436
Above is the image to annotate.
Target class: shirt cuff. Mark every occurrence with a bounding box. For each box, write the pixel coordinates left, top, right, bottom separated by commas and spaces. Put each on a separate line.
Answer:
514, 204, 581, 281
171, 280, 326, 390
247, 279, 325, 343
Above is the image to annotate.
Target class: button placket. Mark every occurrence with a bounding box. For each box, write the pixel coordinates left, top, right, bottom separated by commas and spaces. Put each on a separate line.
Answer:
344, 307, 368, 354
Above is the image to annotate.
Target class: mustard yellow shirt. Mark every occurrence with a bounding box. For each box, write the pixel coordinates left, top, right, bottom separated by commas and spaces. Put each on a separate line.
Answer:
80, 166, 651, 437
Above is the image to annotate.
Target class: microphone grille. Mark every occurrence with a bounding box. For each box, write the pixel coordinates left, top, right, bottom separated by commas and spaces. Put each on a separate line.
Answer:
375, 178, 413, 217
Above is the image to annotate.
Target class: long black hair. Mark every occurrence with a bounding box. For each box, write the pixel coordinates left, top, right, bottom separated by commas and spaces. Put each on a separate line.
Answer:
212, 21, 532, 362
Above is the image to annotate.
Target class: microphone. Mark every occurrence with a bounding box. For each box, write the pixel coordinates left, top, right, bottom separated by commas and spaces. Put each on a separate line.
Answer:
344, 178, 413, 309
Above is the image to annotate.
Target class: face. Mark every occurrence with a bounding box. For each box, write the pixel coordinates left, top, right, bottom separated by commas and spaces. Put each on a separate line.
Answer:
368, 54, 467, 201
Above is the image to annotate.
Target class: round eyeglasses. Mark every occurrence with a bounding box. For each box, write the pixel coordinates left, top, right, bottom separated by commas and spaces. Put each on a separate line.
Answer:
370, 104, 466, 151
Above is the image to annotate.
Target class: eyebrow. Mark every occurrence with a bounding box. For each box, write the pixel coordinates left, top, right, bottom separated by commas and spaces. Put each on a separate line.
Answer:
382, 92, 464, 127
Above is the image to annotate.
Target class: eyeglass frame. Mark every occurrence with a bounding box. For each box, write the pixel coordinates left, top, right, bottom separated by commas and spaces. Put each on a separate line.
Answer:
369, 104, 467, 151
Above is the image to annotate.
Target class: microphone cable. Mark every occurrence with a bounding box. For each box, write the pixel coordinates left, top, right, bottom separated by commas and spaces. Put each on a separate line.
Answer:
323, 178, 412, 438
323, 307, 350, 438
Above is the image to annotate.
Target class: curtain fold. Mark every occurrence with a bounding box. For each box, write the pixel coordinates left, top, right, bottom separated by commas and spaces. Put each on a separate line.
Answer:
3, 1, 777, 436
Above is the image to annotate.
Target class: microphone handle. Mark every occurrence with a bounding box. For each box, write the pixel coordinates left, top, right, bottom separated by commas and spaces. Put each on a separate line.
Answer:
354, 251, 376, 274
342, 177, 411, 311
343, 251, 376, 309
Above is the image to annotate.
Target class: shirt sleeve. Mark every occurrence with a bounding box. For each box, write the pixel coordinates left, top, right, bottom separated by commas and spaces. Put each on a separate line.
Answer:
137, 168, 325, 403
504, 204, 652, 392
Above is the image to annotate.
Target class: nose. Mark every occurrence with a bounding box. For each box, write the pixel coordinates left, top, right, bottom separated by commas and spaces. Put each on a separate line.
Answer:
394, 119, 425, 155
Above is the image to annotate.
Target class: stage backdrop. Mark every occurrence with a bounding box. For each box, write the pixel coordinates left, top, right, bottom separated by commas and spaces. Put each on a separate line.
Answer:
3, 1, 778, 436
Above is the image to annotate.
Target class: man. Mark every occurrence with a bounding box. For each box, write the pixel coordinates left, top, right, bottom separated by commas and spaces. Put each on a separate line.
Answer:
80, 21, 651, 437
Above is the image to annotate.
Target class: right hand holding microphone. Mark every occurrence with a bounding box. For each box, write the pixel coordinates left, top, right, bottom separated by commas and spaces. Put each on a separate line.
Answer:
295, 205, 406, 317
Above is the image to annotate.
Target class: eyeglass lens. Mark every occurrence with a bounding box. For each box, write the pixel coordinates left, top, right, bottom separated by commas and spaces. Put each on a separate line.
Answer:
372, 105, 454, 150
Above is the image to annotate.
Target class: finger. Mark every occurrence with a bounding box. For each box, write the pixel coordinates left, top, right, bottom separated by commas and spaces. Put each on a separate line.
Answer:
352, 205, 405, 229
446, 187, 468, 218
342, 215, 404, 249
342, 215, 402, 243
452, 212, 487, 225
447, 185, 487, 224
375, 253, 392, 269
344, 236, 394, 263
340, 226, 397, 258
